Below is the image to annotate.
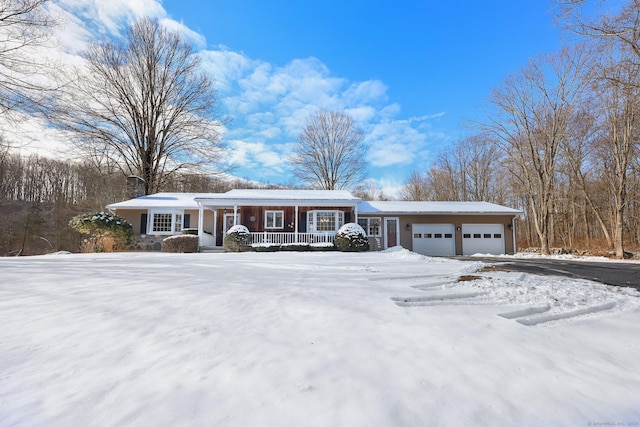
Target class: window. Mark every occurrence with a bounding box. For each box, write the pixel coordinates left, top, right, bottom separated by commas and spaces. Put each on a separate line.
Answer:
307, 210, 344, 233
152, 213, 172, 233
357, 217, 381, 236
265, 210, 284, 229
149, 210, 185, 234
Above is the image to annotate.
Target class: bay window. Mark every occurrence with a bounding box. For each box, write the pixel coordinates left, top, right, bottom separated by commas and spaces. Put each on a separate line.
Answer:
307, 210, 344, 233
149, 210, 186, 234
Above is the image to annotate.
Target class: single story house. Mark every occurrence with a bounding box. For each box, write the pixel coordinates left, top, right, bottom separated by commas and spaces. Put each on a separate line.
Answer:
107, 188, 522, 255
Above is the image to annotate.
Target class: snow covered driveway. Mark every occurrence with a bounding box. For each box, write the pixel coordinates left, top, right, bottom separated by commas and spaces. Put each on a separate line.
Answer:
1, 249, 639, 426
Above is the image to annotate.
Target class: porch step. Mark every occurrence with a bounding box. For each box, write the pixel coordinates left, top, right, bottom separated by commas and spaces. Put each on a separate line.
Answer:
199, 246, 224, 253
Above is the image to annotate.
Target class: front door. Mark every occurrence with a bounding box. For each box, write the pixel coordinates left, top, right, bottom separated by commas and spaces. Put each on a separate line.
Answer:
385, 217, 399, 249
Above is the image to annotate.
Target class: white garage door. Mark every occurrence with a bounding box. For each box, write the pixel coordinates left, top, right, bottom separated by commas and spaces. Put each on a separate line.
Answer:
462, 224, 505, 255
412, 224, 456, 256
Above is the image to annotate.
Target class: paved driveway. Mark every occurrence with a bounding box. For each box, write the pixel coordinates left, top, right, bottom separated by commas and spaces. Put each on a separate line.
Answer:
455, 256, 640, 291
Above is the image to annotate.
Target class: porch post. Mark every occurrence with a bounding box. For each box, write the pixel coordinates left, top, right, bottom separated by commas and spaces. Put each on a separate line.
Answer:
354, 204, 358, 223
294, 205, 299, 243
233, 205, 238, 225
213, 209, 218, 247
511, 217, 517, 255
198, 203, 204, 246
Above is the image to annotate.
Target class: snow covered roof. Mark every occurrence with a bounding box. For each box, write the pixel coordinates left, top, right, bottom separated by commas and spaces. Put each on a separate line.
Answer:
107, 191, 520, 215
358, 201, 522, 215
107, 193, 209, 210
195, 189, 361, 207
108, 190, 362, 210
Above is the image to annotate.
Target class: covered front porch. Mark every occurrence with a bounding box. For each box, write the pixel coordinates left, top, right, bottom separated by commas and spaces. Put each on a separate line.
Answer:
194, 189, 361, 248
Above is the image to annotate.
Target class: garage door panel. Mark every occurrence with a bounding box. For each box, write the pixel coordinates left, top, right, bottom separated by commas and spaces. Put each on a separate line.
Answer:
412, 224, 455, 256
462, 224, 505, 255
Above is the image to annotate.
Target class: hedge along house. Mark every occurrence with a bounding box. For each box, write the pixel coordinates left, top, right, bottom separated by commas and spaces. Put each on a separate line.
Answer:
357, 201, 522, 256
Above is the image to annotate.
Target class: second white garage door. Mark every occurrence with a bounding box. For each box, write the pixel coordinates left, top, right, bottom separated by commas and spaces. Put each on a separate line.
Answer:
412, 224, 456, 256
462, 224, 505, 255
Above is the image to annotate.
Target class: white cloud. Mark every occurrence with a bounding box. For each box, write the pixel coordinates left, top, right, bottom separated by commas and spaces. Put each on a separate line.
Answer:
56, 0, 166, 36
159, 18, 206, 48
4, 0, 454, 186
225, 140, 289, 175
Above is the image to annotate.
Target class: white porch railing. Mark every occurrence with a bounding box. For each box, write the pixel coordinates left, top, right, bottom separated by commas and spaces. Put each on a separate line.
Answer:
249, 232, 335, 245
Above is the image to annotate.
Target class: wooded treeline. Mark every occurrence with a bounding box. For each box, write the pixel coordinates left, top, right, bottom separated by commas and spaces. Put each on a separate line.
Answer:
398, 3, 640, 257
0, 150, 269, 255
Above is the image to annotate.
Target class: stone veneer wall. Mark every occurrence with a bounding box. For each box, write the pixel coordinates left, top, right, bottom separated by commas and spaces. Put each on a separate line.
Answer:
131, 235, 165, 251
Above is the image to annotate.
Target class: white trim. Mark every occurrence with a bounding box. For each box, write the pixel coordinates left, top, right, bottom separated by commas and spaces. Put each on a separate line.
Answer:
307, 210, 345, 233
213, 210, 218, 246
198, 204, 204, 245
294, 205, 299, 243
147, 209, 185, 235
264, 210, 285, 229
357, 217, 381, 237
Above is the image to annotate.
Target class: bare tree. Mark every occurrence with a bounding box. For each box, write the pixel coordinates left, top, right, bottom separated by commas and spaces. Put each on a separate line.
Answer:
55, 17, 225, 195
351, 179, 388, 201
594, 50, 639, 258
0, 0, 55, 122
485, 46, 590, 255
398, 170, 430, 201
556, 0, 640, 62
290, 109, 367, 190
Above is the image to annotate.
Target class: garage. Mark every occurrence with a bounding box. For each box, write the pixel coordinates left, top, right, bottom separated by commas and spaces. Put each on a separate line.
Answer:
412, 224, 456, 256
462, 224, 505, 255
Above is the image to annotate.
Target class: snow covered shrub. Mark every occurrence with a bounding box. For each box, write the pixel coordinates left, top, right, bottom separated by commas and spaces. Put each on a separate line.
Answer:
69, 211, 132, 252
224, 224, 251, 252
162, 235, 199, 253
333, 223, 369, 252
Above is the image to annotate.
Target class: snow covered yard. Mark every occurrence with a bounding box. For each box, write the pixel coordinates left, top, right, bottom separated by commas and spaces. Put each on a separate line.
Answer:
1, 249, 639, 427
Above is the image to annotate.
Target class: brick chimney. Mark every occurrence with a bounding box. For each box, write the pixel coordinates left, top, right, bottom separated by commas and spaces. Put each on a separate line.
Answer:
126, 176, 146, 199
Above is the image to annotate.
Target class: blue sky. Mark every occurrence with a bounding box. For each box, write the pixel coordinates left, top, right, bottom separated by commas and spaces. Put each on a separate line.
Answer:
22, 1, 564, 195
160, 0, 563, 193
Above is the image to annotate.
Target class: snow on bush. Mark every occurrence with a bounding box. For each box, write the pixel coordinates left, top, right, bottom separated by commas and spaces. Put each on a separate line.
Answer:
224, 224, 251, 252
334, 223, 369, 252
69, 211, 133, 252
162, 235, 199, 253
